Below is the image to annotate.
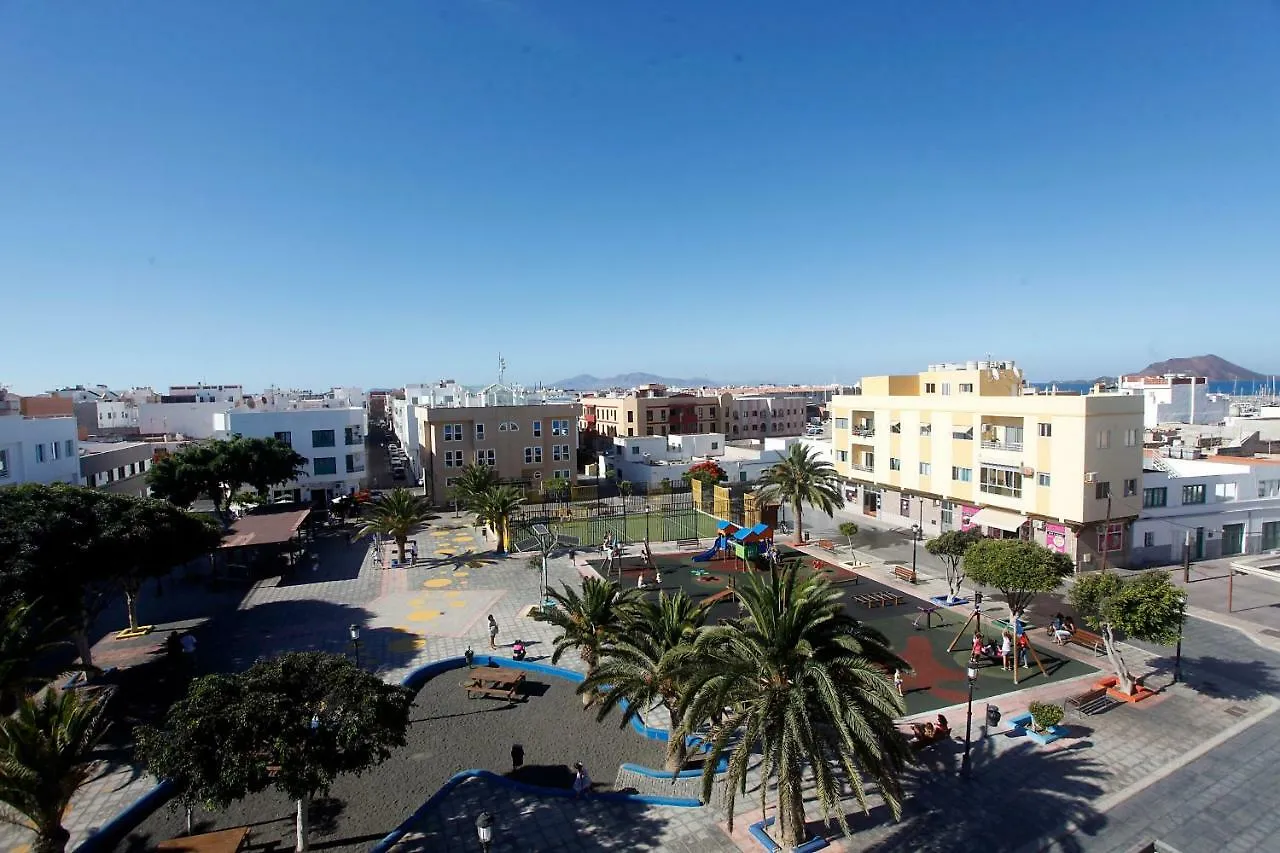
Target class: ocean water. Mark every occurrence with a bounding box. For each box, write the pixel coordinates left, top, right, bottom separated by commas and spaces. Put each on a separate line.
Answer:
1030, 380, 1278, 396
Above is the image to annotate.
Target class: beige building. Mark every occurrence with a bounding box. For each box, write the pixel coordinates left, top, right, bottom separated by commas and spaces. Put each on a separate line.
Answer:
829, 361, 1145, 568
417, 402, 581, 504
581, 384, 728, 441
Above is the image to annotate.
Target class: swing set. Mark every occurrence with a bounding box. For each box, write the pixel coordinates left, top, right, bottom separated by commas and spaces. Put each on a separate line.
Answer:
946, 605, 1048, 683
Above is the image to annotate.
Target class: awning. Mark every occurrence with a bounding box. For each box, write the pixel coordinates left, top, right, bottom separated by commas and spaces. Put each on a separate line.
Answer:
971, 507, 1027, 532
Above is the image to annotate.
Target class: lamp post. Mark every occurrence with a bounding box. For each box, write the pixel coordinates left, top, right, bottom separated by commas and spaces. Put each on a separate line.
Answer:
910, 496, 924, 578
349, 623, 362, 669
1173, 593, 1187, 684
475, 811, 494, 852
961, 659, 978, 779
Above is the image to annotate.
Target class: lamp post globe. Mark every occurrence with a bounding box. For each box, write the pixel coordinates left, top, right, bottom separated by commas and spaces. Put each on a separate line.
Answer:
475, 811, 494, 852
349, 624, 362, 668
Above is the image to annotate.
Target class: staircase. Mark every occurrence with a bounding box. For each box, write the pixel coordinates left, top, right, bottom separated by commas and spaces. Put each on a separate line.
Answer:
1149, 454, 1179, 478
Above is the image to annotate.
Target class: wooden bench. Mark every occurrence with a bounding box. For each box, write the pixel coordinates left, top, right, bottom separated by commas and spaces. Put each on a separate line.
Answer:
676, 538, 700, 549
853, 592, 904, 609
817, 539, 837, 553
1066, 686, 1117, 717
892, 565, 918, 584
1063, 628, 1105, 656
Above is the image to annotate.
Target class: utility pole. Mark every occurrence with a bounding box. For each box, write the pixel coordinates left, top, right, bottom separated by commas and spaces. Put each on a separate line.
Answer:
1182, 529, 1192, 584
1097, 495, 1113, 573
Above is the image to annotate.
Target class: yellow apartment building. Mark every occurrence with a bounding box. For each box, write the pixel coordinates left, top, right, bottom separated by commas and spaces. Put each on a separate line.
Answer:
829, 361, 1145, 568
580, 384, 729, 441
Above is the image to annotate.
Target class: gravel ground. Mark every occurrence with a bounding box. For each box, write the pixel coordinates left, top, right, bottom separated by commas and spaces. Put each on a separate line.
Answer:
117, 664, 666, 851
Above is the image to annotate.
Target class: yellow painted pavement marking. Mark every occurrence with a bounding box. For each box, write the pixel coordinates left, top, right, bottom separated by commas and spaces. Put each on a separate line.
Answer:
450, 601, 467, 608
423, 578, 453, 588
388, 636, 426, 653
407, 610, 442, 621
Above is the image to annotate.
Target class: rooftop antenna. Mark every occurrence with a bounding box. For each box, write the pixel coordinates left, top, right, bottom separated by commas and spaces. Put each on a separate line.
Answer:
498, 354, 507, 387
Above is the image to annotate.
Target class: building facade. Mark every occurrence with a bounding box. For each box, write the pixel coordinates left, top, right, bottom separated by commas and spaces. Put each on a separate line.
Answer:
1119, 375, 1229, 428
79, 440, 153, 498
829, 361, 1145, 568
581, 385, 728, 441
417, 402, 581, 504
0, 416, 82, 486
137, 402, 232, 439
214, 408, 367, 503
726, 396, 807, 438
168, 384, 244, 404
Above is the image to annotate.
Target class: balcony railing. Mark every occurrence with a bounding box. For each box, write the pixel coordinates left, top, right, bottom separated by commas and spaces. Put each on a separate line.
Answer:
953, 431, 973, 440
851, 428, 875, 438
980, 483, 1022, 499
850, 462, 874, 472
346, 464, 366, 474
346, 435, 363, 445
980, 440, 1023, 452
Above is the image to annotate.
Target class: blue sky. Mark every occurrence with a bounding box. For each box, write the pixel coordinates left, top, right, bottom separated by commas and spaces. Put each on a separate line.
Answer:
3, 1, 1278, 392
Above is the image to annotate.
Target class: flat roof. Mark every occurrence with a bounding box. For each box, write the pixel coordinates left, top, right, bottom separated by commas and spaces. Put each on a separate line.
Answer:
219, 507, 311, 549
79, 440, 151, 454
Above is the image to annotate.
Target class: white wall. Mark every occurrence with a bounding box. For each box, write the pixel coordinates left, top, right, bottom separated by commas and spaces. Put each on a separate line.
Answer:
0, 416, 81, 486
137, 402, 230, 439
169, 385, 243, 403
669, 433, 725, 458
1135, 459, 1280, 560
218, 408, 367, 501
93, 400, 140, 430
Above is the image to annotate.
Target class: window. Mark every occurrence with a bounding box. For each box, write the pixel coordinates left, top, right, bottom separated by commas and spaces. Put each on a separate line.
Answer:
0, 449, 8, 478
345, 454, 364, 473
959, 383, 974, 393
1124, 478, 1138, 497
64, 439, 75, 457
941, 501, 953, 526
1124, 428, 1140, 447
711, 441, 719, 450
1098, 523, 1123, 553
834, 418, 849, 429
50, 441, 61, 460
475, 423, 486, 441
1038, 422, 1052, 438
443, 449, 464, 468
1258, 479, 1280, 498
889, 457, 901, 471
836, 450, 848, 462
925, 383, 937, 394
920, 423, 932, 436
312, 429, 336, 447
313, 457, 337, 476
630, 446, 641, 456
1143, 487, 1167, 508
35, 444, 45, 463
443, 424, 463, 441
1181, 484, 1206, 505
475, 449, 496, 466
646, 410, 653, 422
1038, 472, 1051, 487
1096, 429, 1110, 449
626, 411, 634, 423
532, 420, 542, 437
552, 419, 571, 436
952, 466, 972, 482
499, 421, 519, 432
445, 477, 459, 488
863, 452, 875, 468
274, 431, 292, 446
1143, 532, 1155, 548
345, 426, 361, 445
553, 469, 571, 480
1095, 481, 1111, 499
646, 427, 654, 436
919, 462, 932, 475
524, 446, 543, 464
890, 422, 902, 434
980, 467, 1023, 498
940, 383, 952, 395
552, 444, 571, 461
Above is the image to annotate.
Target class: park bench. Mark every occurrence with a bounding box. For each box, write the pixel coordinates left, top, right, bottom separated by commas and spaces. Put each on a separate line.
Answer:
676, 537, 701, 549
892, 565, 918, 584
1066, 686, 1118, 717
817, 539, 837, 553
1063, 627, 1105, 656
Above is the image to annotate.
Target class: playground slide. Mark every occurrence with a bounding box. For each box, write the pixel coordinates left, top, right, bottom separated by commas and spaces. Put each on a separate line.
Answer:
692, 544, 721, 563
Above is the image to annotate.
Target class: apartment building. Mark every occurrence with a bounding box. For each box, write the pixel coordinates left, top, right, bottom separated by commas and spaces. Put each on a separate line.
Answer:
829, 361, 1144, 568
727, 396, 808, 438
168, 384, 244, 404
581, 384, 727, 441
417, 402, 580, 504
0, 416, 81, 486
1119, 374, 1229, 428
213, 408, 367, 503
80, 440, 153, 498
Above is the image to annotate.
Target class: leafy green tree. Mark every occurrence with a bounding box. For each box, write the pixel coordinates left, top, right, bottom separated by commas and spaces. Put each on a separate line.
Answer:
0, 602, 71, 710
925, 528, 984, 603
148, 437, 305, 521
580, 590, 708, 770
674, 563, 911, 847
355, 489, 431, 564
472, 485, 525, 554
755, 443, 843, 543
963, 538, 1073, 624
0, 689, 108, 853
837, 521, 859, 550
533, 577, 643, 705
450, 463, 498, 510
543, 476, 571, 503
1069, 570, 1185, 695
137, 652, 412, 852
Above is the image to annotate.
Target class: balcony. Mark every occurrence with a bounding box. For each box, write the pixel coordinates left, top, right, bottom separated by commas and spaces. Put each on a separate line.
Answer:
980, 483, 1022, 499
980, 440, 1023, 452
346, 463, 366, 474
851, 427, 875, 440
850, 462, 874, 473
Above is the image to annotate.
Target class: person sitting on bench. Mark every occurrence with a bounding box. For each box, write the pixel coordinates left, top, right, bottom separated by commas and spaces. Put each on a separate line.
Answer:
1051, 613, 1074, 645
934, 714, 951, 739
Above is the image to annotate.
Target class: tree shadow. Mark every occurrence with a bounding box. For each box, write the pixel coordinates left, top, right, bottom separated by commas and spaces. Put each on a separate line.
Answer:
1140, 653, 1280, 701
505, 762, 575, 788
420, 551, 498, 572
276, 535, 367, 586
837, 730, 1107, 853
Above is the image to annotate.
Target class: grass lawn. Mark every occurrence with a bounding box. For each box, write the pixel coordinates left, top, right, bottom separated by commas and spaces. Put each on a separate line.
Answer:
545, 509, 724, 545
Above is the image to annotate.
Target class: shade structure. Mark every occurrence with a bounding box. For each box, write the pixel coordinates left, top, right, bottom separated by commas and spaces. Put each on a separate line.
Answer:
970, 507, 1027, 533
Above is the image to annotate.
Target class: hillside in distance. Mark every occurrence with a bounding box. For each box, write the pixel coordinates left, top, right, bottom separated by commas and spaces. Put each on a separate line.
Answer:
554, 372, 719, 390
1130, 354, 1265, 382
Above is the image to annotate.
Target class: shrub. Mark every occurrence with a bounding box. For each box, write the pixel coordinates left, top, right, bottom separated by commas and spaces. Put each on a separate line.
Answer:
1028, 701, 1065, 732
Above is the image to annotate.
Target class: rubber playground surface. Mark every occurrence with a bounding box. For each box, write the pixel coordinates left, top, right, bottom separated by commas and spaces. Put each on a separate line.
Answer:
596, 546, 1099, 716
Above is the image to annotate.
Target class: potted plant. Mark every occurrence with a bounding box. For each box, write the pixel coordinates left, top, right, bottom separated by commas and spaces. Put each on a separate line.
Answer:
1028, 701, 1064, 734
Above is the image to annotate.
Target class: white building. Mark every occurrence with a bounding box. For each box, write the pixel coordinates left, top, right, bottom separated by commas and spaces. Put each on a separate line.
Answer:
605, 433, 793, 488
1132, 453, 1280, 565
1119, 375, 1229, 428
726, 395, 808, 438
0, 416, 82, 486
77, 399, 141, 433
137, 402, 233, 439
214, 408, 367, 503
168, 384, 244, 404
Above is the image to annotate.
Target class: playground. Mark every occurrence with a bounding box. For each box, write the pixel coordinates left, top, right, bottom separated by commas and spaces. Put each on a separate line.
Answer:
593, 522, 1098, 716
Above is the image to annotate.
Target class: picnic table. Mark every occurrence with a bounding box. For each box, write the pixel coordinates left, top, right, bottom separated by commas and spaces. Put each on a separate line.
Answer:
156, 827, 250, 853
464, 666, 527, 702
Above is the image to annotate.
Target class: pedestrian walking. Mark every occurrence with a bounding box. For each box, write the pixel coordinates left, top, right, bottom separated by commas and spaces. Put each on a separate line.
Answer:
488, 614, 499, 650
180, 632, 198, 670
511, 744, 525, 770
893, 669, 904, 697
572, 762, 592, 797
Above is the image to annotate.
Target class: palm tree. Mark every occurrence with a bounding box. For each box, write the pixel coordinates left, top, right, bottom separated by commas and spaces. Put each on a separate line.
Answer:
674, 563, 912, 848
471, 485, 524, 554
451, 464, 498, 510
0, 602, 71, 710
356, 488, 431, 563
580, 590, 708, 771
0, 690, 108, 853
756, 443, 843, 544
533, 577, 643, 705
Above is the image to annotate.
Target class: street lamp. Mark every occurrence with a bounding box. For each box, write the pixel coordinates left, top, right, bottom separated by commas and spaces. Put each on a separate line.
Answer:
475, 811, 494, 852
961, 660, 978, 779
909, 497, 924, 578
349, 624, 362, 669
1173, 593, 1187, 684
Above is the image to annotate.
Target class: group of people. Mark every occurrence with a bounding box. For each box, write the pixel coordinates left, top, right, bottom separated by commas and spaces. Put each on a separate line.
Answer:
908, 714, 951, 746
1050, 612, 1078, 645
970, 628, 1030, 671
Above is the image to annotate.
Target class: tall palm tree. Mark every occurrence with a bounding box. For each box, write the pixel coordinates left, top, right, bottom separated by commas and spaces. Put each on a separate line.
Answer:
0, 602, 71, 710
356, 489, 431, 563
471, 485, 524, 554
533, 577, 643, 706
0, 690, 108, 853
756, 443, 843, 544
451, 464, 499, 511
674, 563, 912, 848
580, 590, 708, 771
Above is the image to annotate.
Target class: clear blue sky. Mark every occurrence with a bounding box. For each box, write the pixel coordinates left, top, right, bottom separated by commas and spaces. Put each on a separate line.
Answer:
3, 1, 1278, 393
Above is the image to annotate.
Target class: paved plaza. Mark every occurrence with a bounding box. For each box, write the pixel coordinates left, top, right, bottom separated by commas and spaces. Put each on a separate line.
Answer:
5, 504, 1280, 852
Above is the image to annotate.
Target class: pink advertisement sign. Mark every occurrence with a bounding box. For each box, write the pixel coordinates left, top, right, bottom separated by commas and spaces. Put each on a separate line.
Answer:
1045, 523, 1069, 554
960, 505, 980, 531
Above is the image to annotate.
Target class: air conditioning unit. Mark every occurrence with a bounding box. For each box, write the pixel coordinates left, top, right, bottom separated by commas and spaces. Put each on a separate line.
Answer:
1084, 472, 1098, 483
1034, 520, 1046, 531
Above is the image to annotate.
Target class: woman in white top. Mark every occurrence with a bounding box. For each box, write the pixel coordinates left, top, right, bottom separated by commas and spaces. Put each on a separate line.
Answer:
1000, 631, 1013, 671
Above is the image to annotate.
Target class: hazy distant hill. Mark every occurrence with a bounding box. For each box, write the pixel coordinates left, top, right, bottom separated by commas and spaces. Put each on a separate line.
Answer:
1130, 354, 1265, 382
554, 372, 719, 390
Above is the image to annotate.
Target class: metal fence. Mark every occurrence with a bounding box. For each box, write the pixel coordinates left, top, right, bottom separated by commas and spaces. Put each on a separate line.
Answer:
510, 487, 701, 550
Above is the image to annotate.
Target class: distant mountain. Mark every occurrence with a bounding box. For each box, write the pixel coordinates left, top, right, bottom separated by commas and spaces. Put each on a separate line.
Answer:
1129, 354, 1265, 382
553, 372, 720, 390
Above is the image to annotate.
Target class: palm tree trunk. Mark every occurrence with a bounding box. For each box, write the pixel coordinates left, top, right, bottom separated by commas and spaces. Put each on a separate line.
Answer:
663, 732, 687, 772
793, 500, 804, 543
73, 630, 94, 670
32, 824, 70, 853
778, 781, 808, 847
295, 795, 310, 852
396, 536, 407, 563
125, 585, 140, 632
